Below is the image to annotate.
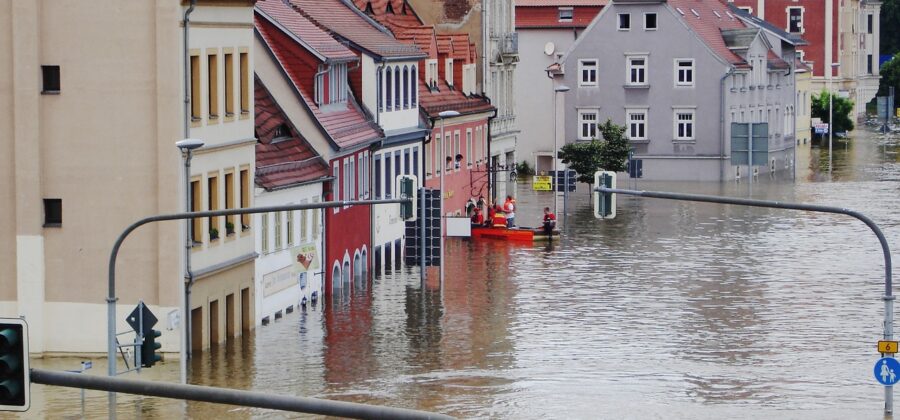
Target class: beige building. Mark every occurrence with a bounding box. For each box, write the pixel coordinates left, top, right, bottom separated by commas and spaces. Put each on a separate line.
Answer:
0, 0, 256, 356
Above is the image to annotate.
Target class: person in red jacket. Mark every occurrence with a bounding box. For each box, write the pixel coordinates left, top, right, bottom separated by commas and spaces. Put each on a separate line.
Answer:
542, 207, 557, 236
485, 204, 496, 227
470, 207, 484, 226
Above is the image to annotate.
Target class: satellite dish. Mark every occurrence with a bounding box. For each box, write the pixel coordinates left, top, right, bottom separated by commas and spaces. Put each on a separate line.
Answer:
544, 42, 555, 56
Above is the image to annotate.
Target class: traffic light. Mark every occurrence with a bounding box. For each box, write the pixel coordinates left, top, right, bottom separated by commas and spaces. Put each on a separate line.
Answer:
396, 175, 418, 221
0, 318, 29, 412
593, 171, 616, 219
141, 329, 162, 368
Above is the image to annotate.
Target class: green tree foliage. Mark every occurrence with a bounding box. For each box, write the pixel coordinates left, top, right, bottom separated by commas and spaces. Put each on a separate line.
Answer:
882, 0, 900, 56
558, 119, 630, 184
811, 90, 855, 134
878, 53, 900, 97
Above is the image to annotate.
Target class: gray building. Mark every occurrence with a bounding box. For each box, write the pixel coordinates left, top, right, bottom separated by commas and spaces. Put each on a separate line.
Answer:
552, 0, 801, 181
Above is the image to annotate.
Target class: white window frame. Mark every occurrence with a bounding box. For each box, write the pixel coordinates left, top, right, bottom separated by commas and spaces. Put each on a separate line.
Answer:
466, 129, 473, 167
644, 12, 657, 30
626, 108, 648, 141
559, 7, 573, 22
626, 55, 648, 86
577, 109, 599, 140
786, 7, 804, 34
618, 13, 631, 31
673, 108, 695, 141
578, 59, 598, 87
674, 59, 694, 87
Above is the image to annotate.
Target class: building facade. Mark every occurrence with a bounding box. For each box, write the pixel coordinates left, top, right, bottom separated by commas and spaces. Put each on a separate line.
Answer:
516, 0, 605, 174
730, 0, 881, 117
557, 0, 799, 181
0, 0, 256, 355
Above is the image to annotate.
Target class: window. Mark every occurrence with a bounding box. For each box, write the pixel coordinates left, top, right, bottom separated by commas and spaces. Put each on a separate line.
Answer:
287, 210, 294, 246
43, 198, 62, 227
403, 66, 409, 108
627, 56, 648, 85
300, 201, 309, 242
225, 171, 235, 233
578, 110, 598, 140
404, 149, 411, 175
674, 110, 695, 140
386, 67, 393, 111
41, 65, 60, 93
868, 54, 874, 74
787, 8, 803, 33
395, 66, 401, 109
274, 211, 283, 250
446, 59, 454, 86
868, 14, 874, 34
454, 132, 461, 163
240, 169, 250, 230
559, 7, 573, 22
644, 13, 657, 30
191, 180, 201, 241
413, 147, 419, 177
349, 157, 356, 200
224, 53, 234, 116
434, 135, 441, 174
466, 130, 473, 166
394, 150, 401, 182
190, 56, 201, 120
319, 63, 348, 105
675, 59, 694, 86
208, 52, 219, 119
411, 65, 418, 106
240, 52, 249, 113
579, 59, 598, 87
377, 69, 383, 111
618, 13, 631, 30
627, 109, 647, 140
375, 155, 382, 199
332, 164, 340, 214
261, 213, 269, 253
384, 154, 392, 198
208, 174, 219, 240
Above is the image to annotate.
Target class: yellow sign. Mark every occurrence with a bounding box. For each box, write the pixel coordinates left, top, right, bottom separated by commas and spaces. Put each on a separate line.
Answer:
879, 340, 899, 354
533, 175, 552, 191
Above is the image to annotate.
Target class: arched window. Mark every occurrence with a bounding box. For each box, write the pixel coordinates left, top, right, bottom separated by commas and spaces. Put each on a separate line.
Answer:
353, 251, 362, 284
386, 67, 393, 111
410, 65, 417, 107
402, 66, 409, 109
342, 259, 350, 289
394, 66, 401, 110
361, 248, 368, 280
332, 263, 341, 293
376, 68, 382, 112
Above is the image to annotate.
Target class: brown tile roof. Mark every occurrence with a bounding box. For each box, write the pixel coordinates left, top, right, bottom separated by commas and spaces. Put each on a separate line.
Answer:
256, 15, 384, 150
667, 0, 750, 68
255, 79, 330, 190
256, 0, 358, 62
517, 0, 606, 5
418, 80, 495, 118
289, 0, 425, 60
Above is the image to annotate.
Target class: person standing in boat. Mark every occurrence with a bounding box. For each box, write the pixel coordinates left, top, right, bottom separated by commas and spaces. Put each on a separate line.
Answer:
503, 196, 516, 228
485, 204, 497, 227
471, 207, 484, 226
542, 207, 557, 236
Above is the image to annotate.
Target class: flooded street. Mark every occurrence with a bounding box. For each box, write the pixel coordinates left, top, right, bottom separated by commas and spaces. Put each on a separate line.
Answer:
24, 130, 900, 419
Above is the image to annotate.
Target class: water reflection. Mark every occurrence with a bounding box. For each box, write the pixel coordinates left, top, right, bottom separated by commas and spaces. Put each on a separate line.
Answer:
23, 129, 900, 419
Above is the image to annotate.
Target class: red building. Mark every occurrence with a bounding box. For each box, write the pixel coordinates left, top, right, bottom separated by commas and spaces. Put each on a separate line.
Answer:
255, 0, 384, 297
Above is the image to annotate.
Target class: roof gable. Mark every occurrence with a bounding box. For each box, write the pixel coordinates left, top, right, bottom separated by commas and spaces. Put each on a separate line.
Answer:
256, 0, 358, 62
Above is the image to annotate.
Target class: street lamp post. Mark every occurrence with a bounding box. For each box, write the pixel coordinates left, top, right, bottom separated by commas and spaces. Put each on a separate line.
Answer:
437, 110, 459, 285
175, 138, 203, 385
553, 85, 570, 223
828, 62, 840, 176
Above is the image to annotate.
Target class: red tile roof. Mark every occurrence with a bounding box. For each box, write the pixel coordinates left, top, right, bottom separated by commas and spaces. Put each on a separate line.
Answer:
289, 0, 425, 60
436, 34, 473, 61
418, 80, 495, 118
516, 4, 604, 29
255, 79, 330, 190
256, 0, 358, 62
667, 0, 750, 67
517, 0, 606, 5
256, 15, 384, 150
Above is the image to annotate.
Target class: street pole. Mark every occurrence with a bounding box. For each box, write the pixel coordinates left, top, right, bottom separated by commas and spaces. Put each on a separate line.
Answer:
553, 85, 570, 222
829, 66, 833, 176
176, 139, 203, 387
596, 185, 894, 415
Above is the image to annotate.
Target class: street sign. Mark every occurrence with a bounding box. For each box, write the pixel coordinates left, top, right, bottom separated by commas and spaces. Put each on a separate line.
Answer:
126, 303, 158, 335
875, 357, 900, 386
731, 122, 769, 166
814, 123, 829, 134
532, 175, 552, 191
880, 341, 899, 354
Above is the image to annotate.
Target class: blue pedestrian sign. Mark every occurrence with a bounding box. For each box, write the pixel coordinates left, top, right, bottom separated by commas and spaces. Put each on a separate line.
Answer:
875, 357, 900, 385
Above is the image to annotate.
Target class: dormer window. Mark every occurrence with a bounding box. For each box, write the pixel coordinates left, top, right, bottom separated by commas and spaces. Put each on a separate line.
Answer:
273, 123, 291, 140
386, 1, 394, 14
315, 63, 348, 107
364, 1, 373, 14
445, 58, 454, 87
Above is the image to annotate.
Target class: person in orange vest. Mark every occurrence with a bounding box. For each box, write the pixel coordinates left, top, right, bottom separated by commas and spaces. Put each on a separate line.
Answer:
503, 195, 516, 227
542, 207, 557, 236
492, 205, 507, 228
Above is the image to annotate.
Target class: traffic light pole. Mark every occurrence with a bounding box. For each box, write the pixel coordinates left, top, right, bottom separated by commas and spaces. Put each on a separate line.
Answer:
596, 185, 894, 415
107, 199, 411, 413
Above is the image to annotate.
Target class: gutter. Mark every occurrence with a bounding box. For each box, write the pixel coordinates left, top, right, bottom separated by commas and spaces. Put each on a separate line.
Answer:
181, 0, 196, 365
720, 66, 737, 181
314, 64, 330, 106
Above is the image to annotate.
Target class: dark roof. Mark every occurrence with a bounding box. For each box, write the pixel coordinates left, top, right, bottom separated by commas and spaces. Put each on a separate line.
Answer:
727, 4, 808, 46
418, 80, 495, 118
256, 0, 358, 62
255, 15, 384, 150
255, 79, 330, 190
289, 0, 426, 60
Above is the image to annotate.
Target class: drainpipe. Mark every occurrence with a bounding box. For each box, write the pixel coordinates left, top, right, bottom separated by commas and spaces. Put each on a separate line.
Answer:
720, 66, 736, 181
376, 61, 386, 125
487, 103, 497, 204
314, 64, 330, 107
182, 0, 196, 382
791, 57, 798, 179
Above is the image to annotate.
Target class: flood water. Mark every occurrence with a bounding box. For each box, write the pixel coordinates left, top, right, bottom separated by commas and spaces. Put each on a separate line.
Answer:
24, 129, 900, 419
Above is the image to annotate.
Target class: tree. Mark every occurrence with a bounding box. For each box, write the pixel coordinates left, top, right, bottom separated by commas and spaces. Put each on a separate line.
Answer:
882, 0, 900, 56
811, 90, 855, 134
558, 119, 631, 184
878, 53, 900, 97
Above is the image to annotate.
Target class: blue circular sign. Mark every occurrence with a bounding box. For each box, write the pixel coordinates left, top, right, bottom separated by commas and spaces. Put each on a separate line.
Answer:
875, 357, 900, 386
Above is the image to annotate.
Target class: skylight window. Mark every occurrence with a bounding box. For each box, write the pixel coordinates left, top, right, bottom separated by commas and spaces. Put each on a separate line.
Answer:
690, 9, 700, 18
675, 7, 685, 16
713, 11, 722, 18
